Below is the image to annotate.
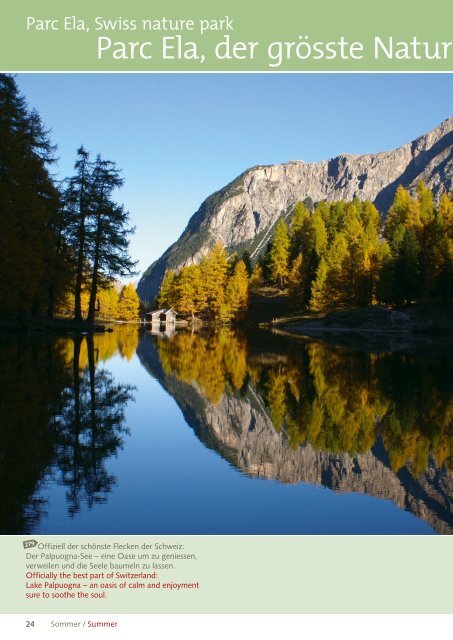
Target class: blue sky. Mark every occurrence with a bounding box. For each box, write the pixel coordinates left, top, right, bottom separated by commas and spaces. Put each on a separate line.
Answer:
16, 73, 453, 275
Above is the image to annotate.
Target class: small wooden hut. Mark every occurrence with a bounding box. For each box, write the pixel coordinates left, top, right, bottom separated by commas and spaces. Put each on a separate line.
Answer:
146, 308, 177, 325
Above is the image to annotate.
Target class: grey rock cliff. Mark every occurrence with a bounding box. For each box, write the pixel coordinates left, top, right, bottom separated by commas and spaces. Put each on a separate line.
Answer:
138, 117, 453, 302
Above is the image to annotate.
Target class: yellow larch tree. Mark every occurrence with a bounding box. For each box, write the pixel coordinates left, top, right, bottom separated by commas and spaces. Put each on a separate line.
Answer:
117, 283, 140, 321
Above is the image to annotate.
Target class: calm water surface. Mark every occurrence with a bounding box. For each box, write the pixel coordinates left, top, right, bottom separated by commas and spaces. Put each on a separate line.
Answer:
0, 327, 451, 535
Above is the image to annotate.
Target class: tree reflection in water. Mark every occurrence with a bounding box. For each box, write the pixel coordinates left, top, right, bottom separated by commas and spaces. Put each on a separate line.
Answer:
1, 325, 451, 534
55, 334, 135, 516
148, 328, 452, 533
156, 329, 452, 478
0, 330, 136, 533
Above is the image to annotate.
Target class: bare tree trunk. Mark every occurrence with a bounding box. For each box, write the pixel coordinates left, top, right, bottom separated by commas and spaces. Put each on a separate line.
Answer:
74, 215, 86, 322
87, 334, 98, 467
87, 215, 102, 324
74, 160, 88, 322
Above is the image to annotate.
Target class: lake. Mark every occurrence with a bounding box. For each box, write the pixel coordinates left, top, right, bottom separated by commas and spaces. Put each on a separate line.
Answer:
0, 326, 451, 535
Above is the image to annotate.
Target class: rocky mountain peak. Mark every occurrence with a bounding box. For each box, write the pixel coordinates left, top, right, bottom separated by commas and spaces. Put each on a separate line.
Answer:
138, 117, 453, 303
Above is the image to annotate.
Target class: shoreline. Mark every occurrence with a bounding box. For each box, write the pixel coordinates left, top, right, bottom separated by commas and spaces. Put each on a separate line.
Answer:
0, 318, 110, 335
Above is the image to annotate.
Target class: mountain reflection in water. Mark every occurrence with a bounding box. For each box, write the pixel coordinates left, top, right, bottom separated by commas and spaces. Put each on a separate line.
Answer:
0, 327, 451, 534
138, 328, 453, 535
